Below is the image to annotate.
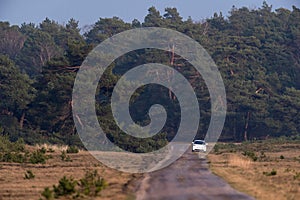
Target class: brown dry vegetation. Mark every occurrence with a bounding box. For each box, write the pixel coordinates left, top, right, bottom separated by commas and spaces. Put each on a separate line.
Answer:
0, 146, 141, 200
208, 141, 300, 200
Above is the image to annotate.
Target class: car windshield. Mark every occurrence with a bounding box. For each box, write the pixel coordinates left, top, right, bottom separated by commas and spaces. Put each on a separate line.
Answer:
194, 141, 205, 145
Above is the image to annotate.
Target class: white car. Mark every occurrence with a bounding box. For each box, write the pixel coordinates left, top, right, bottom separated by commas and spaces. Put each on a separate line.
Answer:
192, 140, 207, 152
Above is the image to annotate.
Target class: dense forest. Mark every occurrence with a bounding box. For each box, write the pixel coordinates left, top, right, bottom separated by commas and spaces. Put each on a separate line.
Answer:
0, 2, 299, 150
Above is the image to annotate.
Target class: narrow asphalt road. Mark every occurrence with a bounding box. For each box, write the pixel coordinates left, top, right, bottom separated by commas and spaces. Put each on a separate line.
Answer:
135, 150, 255, 200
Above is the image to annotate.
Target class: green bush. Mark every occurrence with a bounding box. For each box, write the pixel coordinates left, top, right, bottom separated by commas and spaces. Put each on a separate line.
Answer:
263, 169, 277, 176
78, 170, 107, 196
0, 152, 26, 163
293, 172, 300, 180
270, 169, 277, 176
66, 146, 79, 154
29, 150, 47, 164
41, 187, 53, 200
24, 170, 35, 179
60, 150, 72, 162
213, 143, 238, 154
0, 136, 51, 164
213, 144, 220, 154
39, 147, 47, 154
0, 149, 49, 164
53, 176, 77, 198
47, 148, 55, 153
41, 170, 106, 199
242, 150, 258, 161
0, 137, 50, 164
0, 135, 25, 152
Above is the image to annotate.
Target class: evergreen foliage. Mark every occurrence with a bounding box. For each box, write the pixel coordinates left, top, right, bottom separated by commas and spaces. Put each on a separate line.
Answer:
0, 3, 299, 150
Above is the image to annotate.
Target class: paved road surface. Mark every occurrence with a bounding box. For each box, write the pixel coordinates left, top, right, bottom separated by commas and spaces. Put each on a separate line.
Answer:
135, 150, 255, 200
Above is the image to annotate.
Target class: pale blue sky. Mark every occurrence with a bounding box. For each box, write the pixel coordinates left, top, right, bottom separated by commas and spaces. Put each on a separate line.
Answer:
0, 0, 299, 28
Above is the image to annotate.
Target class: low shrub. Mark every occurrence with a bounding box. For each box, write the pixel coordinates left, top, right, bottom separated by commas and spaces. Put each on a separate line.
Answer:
242, 150, 258, 161
66, 146, 79, 154
24, 170, 35, 179
29, 150, 47, 164
0, 136, 50, 164
213, 143, 238, 154
38, 147, 47, 154
41, 170, 106, 199
47, 148, 55, 153
60, 150, 72, 162
0, 152, 26, 163
293, 172, 300, 180
0, 135, 25, 152
0, 150, 48, 164
41, 187, 53, 200
53, 176, 77, 198
78, 170, 107, 196
263, 169, 277, 176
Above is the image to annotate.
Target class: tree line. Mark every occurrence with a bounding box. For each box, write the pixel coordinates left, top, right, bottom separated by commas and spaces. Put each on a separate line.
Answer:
0, 2, 299, 150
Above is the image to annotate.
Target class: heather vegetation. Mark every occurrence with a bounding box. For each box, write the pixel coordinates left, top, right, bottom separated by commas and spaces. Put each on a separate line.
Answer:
41, 170, 107, 199
209, 139, 300, 199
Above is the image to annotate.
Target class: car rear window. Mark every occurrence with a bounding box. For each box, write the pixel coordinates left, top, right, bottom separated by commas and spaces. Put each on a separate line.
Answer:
194, 141, 205, 145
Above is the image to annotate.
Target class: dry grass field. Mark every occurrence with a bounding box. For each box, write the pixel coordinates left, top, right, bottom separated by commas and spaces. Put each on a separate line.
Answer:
208, 141, 300, 200
1, 140, 300, 200
0, 145, 142, 200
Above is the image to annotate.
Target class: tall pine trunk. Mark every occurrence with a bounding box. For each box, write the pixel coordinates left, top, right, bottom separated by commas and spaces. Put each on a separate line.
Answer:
244, 111, 251, 141
19, 112, 25, 129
